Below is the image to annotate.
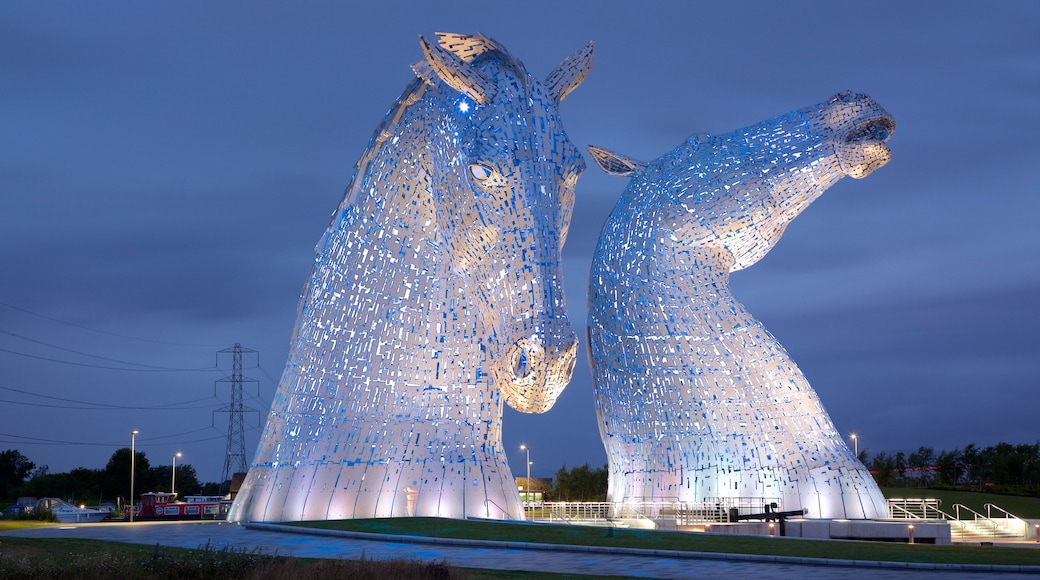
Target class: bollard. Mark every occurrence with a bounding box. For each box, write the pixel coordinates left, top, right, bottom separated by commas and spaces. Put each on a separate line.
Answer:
908, 524, 915, 544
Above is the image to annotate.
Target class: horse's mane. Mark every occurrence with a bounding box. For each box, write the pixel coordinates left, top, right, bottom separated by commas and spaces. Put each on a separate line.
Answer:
341, 33, 532, 208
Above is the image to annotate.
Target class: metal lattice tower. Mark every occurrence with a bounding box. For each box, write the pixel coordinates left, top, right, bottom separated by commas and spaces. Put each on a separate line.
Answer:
215, 343, 258, 488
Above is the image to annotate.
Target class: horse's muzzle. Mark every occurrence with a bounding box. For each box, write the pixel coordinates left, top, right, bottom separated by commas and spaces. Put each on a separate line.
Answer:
500, 333, 578, 413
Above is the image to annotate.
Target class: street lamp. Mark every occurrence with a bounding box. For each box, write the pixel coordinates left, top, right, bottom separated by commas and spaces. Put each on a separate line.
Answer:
519, 444, 531, 505
172, 452, 182, 498
850, 433, 858, 458
130, 430, 139, 522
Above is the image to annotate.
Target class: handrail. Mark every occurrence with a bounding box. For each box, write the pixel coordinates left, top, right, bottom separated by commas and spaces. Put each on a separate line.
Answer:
952, 503, 1000, 536
952, 503, 986, 521
985, 503, 1022, 521
532, 499, 783, 525
616, 502, 652, 521
888, 503, 924, 519
483, 498, 517, 521
886, 498, 950, 520
887, 497, 942, 506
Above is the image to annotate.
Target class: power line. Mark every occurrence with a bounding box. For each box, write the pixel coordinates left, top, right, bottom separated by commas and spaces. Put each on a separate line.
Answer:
0, 399, 221, 413
0, 426, 224, 447
0, 300, 225, 347
256, 364, 282, 387
0, 385, 218, 410
0, 346, 219, 372
0, 328, 216, 371
136, 427, 219, 442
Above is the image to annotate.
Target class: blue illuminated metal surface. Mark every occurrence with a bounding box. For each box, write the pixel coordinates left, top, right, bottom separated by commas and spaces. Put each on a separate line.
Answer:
587, 92, 895, 519
231, 33, 592, 522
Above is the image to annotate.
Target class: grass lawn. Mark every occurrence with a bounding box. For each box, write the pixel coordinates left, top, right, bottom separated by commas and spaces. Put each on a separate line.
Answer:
881, 487, 1040, 519
289, 517, 1040, 567
0, 520, 54, 531
0, 535, 554, 579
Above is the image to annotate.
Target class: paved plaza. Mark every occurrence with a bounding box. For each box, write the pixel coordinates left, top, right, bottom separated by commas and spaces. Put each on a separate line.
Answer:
3, 520, 1040, 579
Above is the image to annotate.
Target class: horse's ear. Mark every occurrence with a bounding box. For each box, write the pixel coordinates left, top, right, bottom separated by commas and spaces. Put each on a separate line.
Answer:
545, 41, 594, 103
418, 34, 496, 105
587, 145, 645, 176
436, 32, 494, 61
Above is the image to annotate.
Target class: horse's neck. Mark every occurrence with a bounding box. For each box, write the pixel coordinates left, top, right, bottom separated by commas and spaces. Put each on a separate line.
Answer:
662, 244, 736, 307
594, 241, 739, 336
307, 215, 480, 385
728, 119, 844, 214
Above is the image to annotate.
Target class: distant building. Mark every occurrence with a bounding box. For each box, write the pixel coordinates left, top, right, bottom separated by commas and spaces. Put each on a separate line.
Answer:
515, 477, 553, 503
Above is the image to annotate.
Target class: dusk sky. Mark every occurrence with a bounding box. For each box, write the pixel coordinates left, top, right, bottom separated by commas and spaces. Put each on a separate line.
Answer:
2, 1, 1037, 485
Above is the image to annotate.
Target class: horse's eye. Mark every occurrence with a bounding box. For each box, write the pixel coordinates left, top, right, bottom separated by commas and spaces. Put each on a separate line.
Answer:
469, 163, 493, 182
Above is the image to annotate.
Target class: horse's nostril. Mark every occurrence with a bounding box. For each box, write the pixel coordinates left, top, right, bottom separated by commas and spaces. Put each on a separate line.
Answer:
509, 338, 545, 384
513, 349, 532, 380
562, 356, 576, 380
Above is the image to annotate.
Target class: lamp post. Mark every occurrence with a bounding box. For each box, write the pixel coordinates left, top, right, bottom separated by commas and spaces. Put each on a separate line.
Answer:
519, 444, 531, 505
851, 433, 858, 459
130, 430, 139, 522
172, 452, 182, 498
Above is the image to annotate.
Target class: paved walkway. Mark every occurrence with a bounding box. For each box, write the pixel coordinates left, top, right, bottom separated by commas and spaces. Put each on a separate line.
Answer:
2, 520, 1039, 579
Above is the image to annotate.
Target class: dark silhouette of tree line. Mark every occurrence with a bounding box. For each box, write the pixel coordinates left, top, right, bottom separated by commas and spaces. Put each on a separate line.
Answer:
11, 441, 1038, 509
552, 464, 609, 501
865, 442, 1040, 494
0, 448, 227, 507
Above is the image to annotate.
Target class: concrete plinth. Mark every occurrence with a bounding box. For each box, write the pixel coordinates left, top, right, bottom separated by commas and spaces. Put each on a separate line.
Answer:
675, 519, 951, 544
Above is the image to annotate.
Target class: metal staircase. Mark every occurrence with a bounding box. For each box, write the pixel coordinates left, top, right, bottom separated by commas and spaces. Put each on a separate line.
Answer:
887, 498, 1027, 541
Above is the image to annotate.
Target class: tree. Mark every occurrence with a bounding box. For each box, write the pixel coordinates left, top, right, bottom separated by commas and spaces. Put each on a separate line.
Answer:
987, 442, 1039, 486
174, 464, 202, 496
894, 451, 907, 485
101, 448, 153, 503
151, 463, 202, 496
553, 464, 608, 501
0, 449, 36, 501
17, 466, 102, 503
869, 451, 896, 488
907, 446, 935, 486
199, 480, 228, 496
865, 440, 1040, 493
1022, 443, 1040, 487
960, 443, 983, 490
18, 471, 75, 500
934, 448, 961, 486
857, 448, 869, 464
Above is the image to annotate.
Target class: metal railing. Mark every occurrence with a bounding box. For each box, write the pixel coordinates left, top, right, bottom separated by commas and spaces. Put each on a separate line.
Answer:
889, 503, 924, 519
887, 499, 1027, 540
951, 503, 997, 538
483, 498, 519, 521
984, 503, 1027, 537
887, 498, 949, 520
526, 497, 783, 525
538, 501, 613, 523
985, 503, 1022, 521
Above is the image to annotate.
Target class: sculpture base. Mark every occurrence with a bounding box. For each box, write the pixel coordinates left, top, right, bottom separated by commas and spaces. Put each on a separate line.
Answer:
663, 519, 951, 544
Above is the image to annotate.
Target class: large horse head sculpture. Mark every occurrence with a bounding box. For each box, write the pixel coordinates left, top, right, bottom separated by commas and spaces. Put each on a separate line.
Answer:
586, 92, 896, 519
231, 33, 592, 522
410, 33, 590, 412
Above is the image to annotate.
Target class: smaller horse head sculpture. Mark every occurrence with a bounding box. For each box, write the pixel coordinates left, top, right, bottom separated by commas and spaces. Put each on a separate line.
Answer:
585, 91, 895, 518
404, 33, 592, 412
588, 91, 894, 270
